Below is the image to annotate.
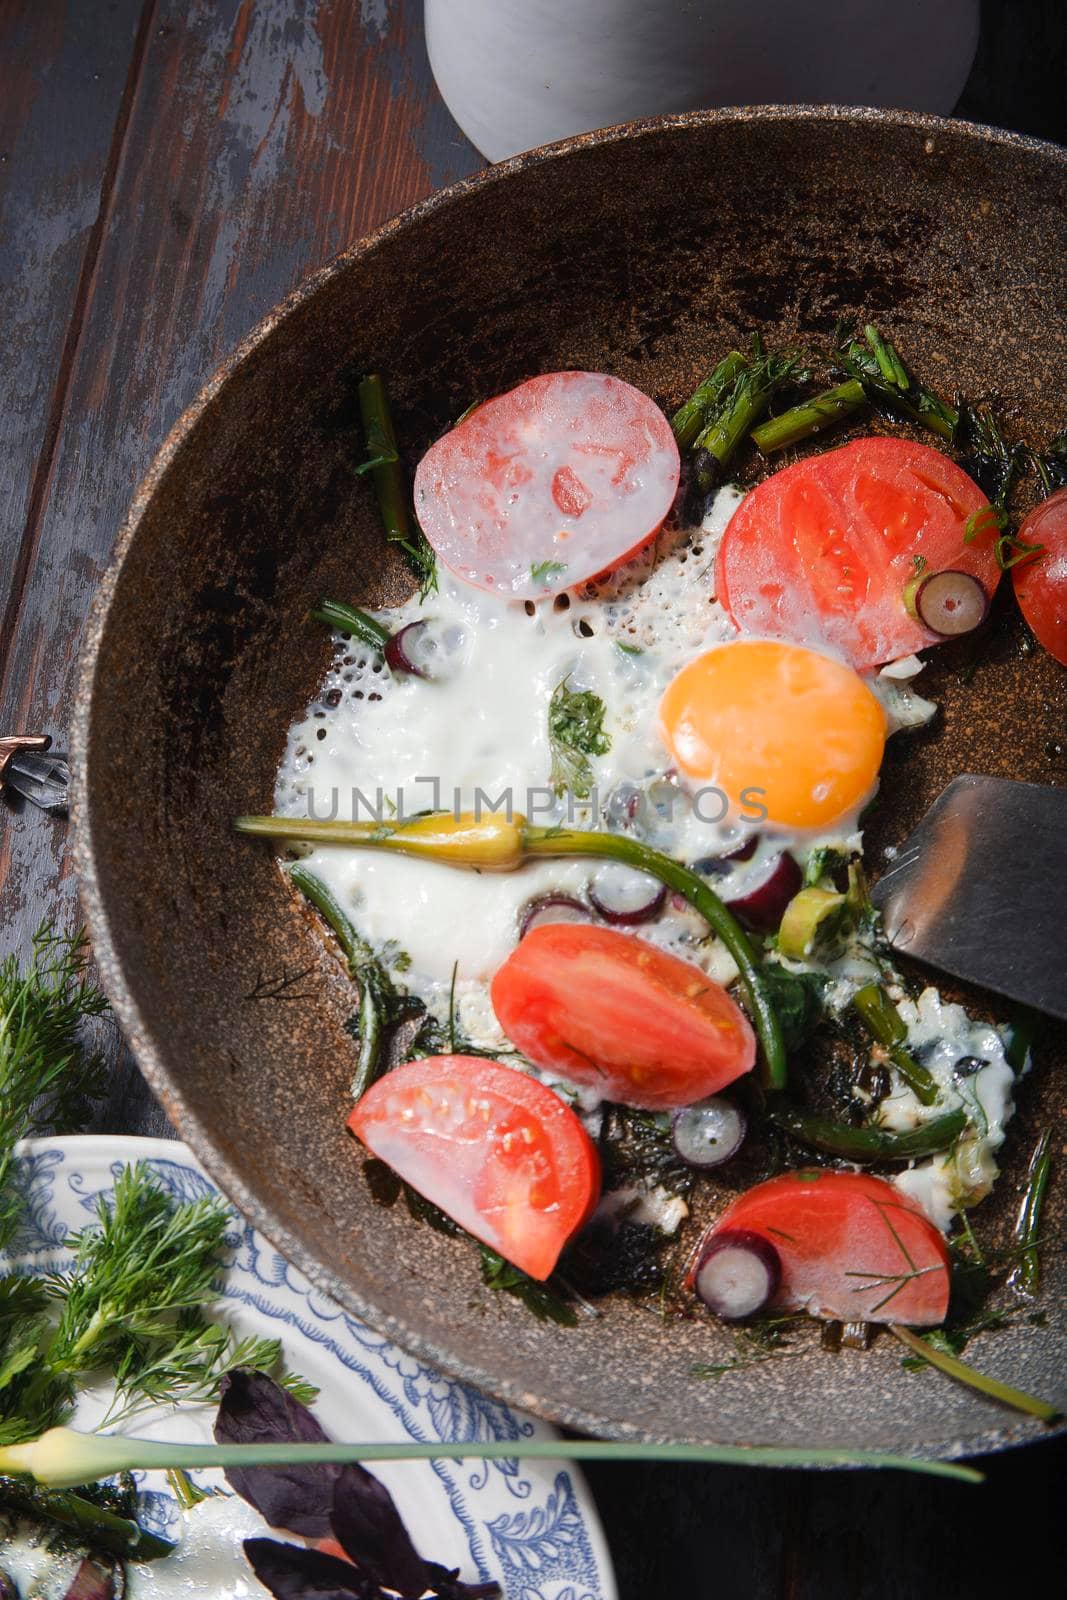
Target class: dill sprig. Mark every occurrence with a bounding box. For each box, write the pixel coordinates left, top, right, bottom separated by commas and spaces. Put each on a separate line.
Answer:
1, 1165, 314, 1448
547, 679, 611, 798
478, 1248, 578, 1327
692, 1313, 806, 1381
0, 923, 109, 1252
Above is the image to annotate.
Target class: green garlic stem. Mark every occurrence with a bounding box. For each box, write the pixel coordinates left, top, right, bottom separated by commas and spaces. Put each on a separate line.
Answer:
310, 599, 390, 653
1011, 1128, 1052, 1296
0, 1425, 984, 1490
890, 1326, 1060, 1424
671, 351, 747, 450
751, 379, 867, 453
766, 1103, 966, 1163
851, 983, 937, 1107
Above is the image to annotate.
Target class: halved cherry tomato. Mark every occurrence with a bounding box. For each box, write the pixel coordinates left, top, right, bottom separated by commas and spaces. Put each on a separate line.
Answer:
693, 1170, 950, 1326
413, 372, 680, 599
490, 924, 756, 1111
716, 437, 998, 669
347, 1054, 600, 1280
1013, 487, 1067, 665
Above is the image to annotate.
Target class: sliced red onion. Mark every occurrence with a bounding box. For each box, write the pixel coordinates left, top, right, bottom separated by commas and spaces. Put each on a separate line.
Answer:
671, 1097, 747, 1168
588, 862, 666, 925
693, 1229, 781, 1321
519, 893, 593, 938
724, 852, 802, 933
384, 618, 465, 679
914, 570, 988, 637
62, 1560, 116, 1600
722, 833, 759, 862
689, 833, 760, 881
604, 780, 643, 832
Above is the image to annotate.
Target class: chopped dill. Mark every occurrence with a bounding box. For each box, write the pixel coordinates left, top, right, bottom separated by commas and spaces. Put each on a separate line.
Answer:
478, 1247, 579, 1326
547, 678, 611, 798
0, 923, 109, 1252
692, 1313, 806, 1380
531, 559, 567, 585
0, 1164, 314, 1447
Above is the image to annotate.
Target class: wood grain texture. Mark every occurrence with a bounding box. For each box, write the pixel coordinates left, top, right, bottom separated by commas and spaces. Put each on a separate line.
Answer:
0, 0, 480, 1133
0, 0, 145, 662
0, 0, 482, 963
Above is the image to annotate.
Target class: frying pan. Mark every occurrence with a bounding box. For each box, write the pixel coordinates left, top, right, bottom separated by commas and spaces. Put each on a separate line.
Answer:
72, 108, 1067, 1458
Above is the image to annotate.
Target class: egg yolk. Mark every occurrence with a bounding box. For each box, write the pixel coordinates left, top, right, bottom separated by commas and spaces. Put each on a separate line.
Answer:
659, 639, 886, 829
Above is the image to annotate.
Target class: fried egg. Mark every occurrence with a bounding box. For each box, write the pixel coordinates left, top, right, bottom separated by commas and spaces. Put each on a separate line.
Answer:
273, 482, 1012, 1227
659, 637, 887, 829
277, 487, 892, 995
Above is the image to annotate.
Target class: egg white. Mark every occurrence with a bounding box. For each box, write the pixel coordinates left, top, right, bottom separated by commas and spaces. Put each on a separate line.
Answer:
274, 484, 1013, 1229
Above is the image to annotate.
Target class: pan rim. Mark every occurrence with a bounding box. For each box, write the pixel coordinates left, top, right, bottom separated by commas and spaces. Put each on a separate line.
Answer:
71, 104, 1066, 1461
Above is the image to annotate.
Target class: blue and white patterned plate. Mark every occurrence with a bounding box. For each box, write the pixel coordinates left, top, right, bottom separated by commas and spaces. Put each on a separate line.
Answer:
4, 1135, 616, 1600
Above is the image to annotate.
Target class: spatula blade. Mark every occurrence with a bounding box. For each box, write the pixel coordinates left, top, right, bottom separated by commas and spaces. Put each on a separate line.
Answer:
871, 774, 1067, 1022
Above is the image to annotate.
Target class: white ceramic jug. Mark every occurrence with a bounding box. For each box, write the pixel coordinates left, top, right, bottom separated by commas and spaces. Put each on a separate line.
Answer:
425, 0, 980, 162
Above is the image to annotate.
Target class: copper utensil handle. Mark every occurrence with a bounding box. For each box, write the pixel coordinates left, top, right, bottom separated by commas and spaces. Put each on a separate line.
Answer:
0, 733, 52, 784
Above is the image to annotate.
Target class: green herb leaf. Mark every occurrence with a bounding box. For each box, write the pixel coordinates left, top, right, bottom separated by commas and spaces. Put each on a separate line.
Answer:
597, 1107, 693, 1209
802, 845, 850, 889
478, 1248, 579, 1326
0, 1165, 314, 1446
289, 865, 432, 1101
547, 679, 611, 798
957, 401, 1026, 512
692, 1313, 806, 1380
760, 964, 826, 1054
530, 559, 567, 585
0, 924, 108, 1253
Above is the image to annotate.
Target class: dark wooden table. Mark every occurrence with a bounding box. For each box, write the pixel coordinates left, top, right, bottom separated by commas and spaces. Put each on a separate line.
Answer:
2, 2, 1064, 1593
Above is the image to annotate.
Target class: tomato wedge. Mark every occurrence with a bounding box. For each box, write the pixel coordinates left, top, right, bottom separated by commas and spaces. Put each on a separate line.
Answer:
414, 372, 680, 598
695, 1171, 950, 1326
490, 924, 755, 1111
716, 437, 998, 669
1013, 487, 1067, 665
347, 1054, 600, 1280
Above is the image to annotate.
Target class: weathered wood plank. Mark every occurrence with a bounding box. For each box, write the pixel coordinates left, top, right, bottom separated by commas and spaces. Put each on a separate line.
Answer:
0, 0, 146, 659
0, 0, 480, 1133
0, 0, 482, 973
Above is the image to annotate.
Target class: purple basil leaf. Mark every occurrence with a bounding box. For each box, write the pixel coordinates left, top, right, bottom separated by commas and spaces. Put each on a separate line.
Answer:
424, 1563, 503, 1599
216, 1370, 338, 1537
243, 1539, 382, 1600
330, 1463, 428, 1598
62, 1559, 116, 1600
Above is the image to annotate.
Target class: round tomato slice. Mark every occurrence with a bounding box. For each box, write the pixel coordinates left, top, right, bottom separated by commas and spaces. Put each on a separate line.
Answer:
716, 437, 999, 669
1013, 487, 1067, 666
347, 1054, 600, 1280
414, 372, 680, 598
696, 1171, 950, 1326
490, 924, 756, 1111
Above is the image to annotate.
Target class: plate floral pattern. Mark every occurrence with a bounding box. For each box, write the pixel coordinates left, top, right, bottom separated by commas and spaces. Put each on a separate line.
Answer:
6, 1135, 616, 1600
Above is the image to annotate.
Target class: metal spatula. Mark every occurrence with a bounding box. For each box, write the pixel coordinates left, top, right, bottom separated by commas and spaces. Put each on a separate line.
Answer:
871, 774, 1067, 1022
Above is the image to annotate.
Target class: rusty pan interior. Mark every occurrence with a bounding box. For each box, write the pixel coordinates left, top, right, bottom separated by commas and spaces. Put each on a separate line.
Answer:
73, 108, 1067, 1456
